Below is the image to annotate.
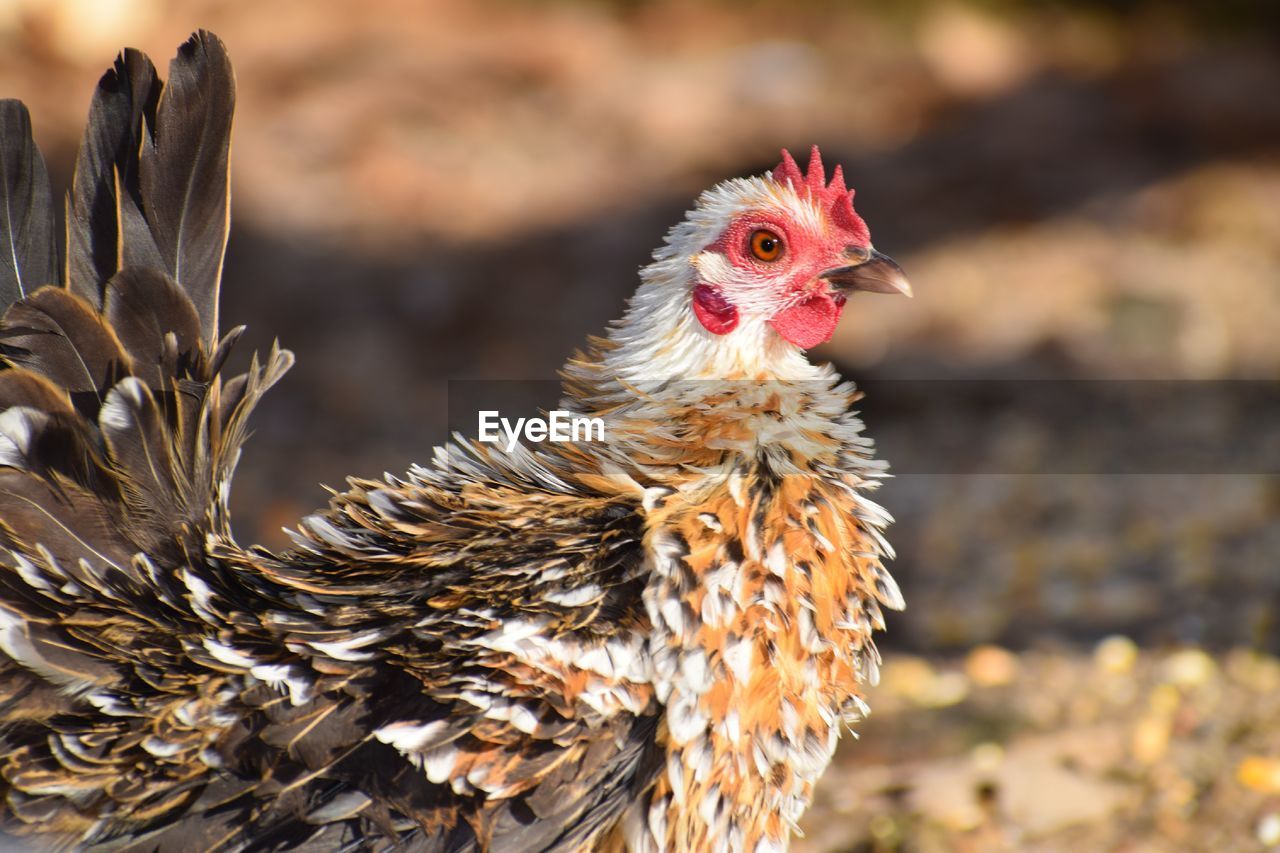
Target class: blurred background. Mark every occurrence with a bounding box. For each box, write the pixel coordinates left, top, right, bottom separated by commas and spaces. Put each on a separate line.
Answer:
2, 0, 1279, 848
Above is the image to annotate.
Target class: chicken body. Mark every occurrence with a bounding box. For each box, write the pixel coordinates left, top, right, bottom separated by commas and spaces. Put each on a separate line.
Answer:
0, 33, 909, 852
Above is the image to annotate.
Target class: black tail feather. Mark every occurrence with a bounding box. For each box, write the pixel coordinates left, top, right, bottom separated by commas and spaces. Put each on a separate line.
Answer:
66, 48, 162, 307
0, 101, 57, 310
138, 30, 234, 344
65, 30, 233, 346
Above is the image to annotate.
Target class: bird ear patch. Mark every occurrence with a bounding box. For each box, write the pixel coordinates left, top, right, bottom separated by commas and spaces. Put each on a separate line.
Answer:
769, 291, 844, 349
692, 284, 739, 335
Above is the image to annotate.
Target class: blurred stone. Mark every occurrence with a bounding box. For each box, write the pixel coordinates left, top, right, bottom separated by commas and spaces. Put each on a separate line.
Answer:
1095, 635, 1139, 674
921, 671, 971, 709
1258, 812, 1280, 847
1162, 649, 1217, 687
1227, 650, 1280, 693
881, 656, 972, 709
1238, 757, 1280, 794
909, 727, 1129, 840
909, 763, 986, 833
1132, 715, 1172, 765
966, 644, 1019, 687
971, 741, 1004, 774
1102, 676, 1139, 707
1068, 694, 1102, 725
880, 655, 936, 700
867, 813, 898, 843
999, 733, 1129, 837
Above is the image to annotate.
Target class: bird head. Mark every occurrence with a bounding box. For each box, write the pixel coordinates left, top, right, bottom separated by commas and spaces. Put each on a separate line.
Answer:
664, 146, 911, 351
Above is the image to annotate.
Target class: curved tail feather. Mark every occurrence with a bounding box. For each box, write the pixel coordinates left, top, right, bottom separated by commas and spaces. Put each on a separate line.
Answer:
65, 30, 233, 346
0, 28, 288, 560
0, 100, 57, 306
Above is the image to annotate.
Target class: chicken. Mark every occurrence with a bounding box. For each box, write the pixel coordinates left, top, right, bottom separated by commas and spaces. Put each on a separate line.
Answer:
0, 31, 911, 853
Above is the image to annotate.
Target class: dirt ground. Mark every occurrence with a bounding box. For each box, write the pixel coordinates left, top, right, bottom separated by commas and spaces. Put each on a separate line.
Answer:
1, 0, 1278, 848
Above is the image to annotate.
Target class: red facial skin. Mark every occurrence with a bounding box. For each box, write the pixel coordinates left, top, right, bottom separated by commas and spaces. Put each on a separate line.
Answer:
696, 209, 863, 349
692, 147, 872, 349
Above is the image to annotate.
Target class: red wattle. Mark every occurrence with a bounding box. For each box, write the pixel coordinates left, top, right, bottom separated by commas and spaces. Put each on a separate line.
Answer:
769, 292, 844, 349
692, 284, 739, 335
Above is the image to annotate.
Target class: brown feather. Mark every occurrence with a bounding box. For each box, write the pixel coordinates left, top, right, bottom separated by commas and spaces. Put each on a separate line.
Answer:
136, 31, 233, 344
66, 48, 162, 305
0, 101, 57, 307
2, 285, 131, 397
103, 267, 202, 386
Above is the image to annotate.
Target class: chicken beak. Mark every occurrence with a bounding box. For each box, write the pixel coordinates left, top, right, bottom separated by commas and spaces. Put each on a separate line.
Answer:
819, 248, 913, 298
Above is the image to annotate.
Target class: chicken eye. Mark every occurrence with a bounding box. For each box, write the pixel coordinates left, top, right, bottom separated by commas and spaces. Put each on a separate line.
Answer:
749, 229, 784, 262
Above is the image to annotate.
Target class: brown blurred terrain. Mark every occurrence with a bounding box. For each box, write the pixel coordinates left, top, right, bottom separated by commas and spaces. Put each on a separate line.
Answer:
2, 0, 1279, 849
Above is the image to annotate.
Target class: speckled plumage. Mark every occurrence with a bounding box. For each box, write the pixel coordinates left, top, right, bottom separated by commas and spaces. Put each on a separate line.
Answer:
0, 33, 908, 852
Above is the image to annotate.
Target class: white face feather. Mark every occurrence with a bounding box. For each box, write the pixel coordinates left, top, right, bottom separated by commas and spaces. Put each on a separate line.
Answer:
654, 176, 825, 267
599, 175, 835, 382
655, 176, 828, 314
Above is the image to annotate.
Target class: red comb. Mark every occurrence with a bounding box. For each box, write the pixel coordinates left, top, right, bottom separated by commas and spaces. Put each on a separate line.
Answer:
772, 145, 868, 241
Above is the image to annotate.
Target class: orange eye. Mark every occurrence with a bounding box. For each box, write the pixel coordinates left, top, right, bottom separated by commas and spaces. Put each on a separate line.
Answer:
749, 229, 784, 262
